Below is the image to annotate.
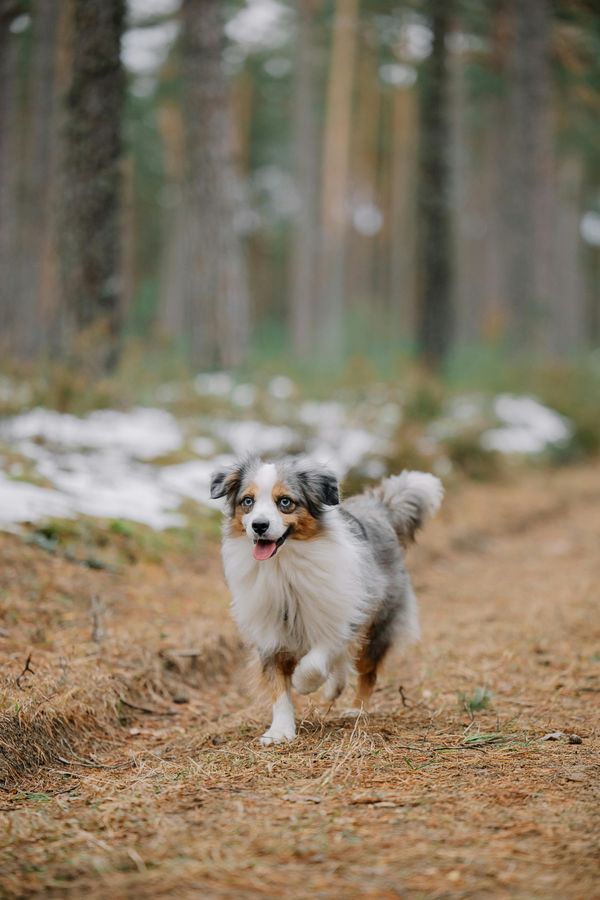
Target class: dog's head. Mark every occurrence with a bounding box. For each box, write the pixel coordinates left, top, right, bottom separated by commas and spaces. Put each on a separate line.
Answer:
210, 456, 339, 561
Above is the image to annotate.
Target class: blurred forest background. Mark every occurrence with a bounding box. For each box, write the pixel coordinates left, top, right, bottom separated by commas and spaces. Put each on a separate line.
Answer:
1, 0, 599, 381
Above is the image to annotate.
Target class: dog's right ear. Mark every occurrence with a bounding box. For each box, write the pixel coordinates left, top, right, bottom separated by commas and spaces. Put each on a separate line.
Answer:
210, 465, 241, 500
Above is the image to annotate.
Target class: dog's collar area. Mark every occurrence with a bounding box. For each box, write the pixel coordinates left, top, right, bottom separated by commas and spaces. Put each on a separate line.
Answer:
253, 527, 292, 561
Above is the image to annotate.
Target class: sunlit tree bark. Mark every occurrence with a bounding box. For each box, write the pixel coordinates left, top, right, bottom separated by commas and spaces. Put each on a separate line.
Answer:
505, 0, 556, 352
177, 0, 250, 369
289, 0, 321, 359
318, 0, 359, 362
16, 0, 60, 356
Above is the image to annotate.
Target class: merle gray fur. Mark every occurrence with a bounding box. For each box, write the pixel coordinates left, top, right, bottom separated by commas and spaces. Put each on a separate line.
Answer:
212, 456, 441, 677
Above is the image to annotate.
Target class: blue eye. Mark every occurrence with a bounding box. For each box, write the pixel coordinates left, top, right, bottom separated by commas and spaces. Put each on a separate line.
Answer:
278, 497, 293, 511
241, 496, 254, 509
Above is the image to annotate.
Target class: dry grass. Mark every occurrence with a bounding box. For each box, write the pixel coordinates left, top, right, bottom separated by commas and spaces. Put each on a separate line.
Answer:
1, 462, 599, 898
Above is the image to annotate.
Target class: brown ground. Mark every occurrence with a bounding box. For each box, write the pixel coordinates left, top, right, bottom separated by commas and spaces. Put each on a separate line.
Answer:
1, 462, 599, 899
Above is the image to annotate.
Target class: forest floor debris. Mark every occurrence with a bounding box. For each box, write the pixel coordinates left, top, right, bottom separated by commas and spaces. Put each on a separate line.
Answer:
1, 461, 599, 897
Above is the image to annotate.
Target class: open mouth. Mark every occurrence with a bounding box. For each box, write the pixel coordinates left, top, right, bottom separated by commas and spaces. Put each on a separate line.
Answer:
252, 528, 291, 561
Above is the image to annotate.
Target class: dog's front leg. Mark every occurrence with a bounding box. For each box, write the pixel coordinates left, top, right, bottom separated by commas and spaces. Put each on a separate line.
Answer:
292, 645, 333, 695
260, 652, 297, 745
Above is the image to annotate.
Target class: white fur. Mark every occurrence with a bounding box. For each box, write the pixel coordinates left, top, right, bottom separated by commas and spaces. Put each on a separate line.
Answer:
223, 511, 372, 658
219, 464, 442, 746
260, 692, 296, 745
242, 463, 287, 542
223, 510, 376, 745
377, 470, 444, 522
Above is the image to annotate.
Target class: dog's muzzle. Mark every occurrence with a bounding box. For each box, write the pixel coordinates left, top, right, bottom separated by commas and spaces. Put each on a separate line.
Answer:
253, 527, 291, 561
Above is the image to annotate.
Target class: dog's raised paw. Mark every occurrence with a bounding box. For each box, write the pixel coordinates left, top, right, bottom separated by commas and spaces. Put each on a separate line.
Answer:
292, 665, 326, 695
341, 707, 365, 719
260, 726, 296, 746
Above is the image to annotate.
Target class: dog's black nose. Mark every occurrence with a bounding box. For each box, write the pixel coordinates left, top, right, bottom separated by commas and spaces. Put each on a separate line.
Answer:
252, 518, 269, 536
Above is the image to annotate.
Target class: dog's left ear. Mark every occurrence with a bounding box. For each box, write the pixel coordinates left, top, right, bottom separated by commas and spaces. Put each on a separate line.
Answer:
297, 466, 340, 515
210, 464, 243, 503
210, 469, 230, 499
319, 471, 340, 506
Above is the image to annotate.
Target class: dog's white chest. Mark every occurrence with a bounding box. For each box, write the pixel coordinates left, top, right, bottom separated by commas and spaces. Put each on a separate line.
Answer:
222, 527, 369, 657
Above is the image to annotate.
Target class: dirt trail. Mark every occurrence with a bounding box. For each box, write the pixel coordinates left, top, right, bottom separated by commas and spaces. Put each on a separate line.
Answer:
1, 463, 599, 898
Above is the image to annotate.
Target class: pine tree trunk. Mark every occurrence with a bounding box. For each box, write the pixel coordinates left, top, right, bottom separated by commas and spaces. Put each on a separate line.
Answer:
318, 0, 359, 363
289, 0, 321, 359
505, 0, 556, 353
554, 156, 584, 354
15, 0, 60, 357
390, 83, 418, 344
0, 1, 23, 356
347, 29, 380, 327
60, 0, 125, 373
416, 0, 454, 368
178, 0, 250, 369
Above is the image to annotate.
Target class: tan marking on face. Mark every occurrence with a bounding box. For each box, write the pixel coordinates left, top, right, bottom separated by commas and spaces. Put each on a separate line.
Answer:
272, 480, 321, 541
231, 482, 256, 536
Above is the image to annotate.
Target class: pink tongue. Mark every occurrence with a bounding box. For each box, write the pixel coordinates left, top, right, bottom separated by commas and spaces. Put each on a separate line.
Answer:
253, 540, 277, 561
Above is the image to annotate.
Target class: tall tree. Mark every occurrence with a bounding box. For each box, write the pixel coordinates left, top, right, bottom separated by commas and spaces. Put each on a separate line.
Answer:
16, 0, 60, 356
504, 0, 556, 352
318, 0, 359, 362
171, 0, 250, 369
0, 1, 23, 355
60, 0, 125, 373
390, 78, 418, 345
416, 0, 454, 368
289, 0, 321, 359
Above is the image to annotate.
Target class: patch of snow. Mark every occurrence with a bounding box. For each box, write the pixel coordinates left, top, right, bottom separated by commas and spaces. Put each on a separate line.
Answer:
263, 57, 291, 78
213, 420, 299, 457
268, 376, 295, 400
299, 401, 347, 430
194, 372, 234, 397
6, 443, 184, 529
225, 0, 290, 52
352, 203, 383, 237
128, 0, 181, 24
1, 407, 183, 460
160, 456, 233, 509
379, 63, 416, 87
9, 14, 30, 34
580, 211, 600, 247
481, 395, 572, 454
231, 383, 257, 408
399, 20, 432, 61
362, 459, 386, 480
0, 472, 73, 528
192, 437, 218, 457
309, 428, 386, 479
122, 21, 178, 75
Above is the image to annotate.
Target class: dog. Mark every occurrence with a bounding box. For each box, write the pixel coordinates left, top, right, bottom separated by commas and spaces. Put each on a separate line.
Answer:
210, 456, 443, 745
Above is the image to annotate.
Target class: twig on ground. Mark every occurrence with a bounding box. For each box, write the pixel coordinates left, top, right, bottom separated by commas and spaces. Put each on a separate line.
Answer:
15, 653, 35, 689
119, 696, 176, 716
57, 754, 130, 771
398, 685, 412, 708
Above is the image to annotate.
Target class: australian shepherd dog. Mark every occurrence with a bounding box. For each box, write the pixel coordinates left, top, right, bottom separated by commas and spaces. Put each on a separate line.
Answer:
210, 456, 443, 745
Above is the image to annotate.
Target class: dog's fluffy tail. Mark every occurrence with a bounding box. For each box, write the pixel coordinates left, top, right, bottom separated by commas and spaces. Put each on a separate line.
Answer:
373, 470, 443, 546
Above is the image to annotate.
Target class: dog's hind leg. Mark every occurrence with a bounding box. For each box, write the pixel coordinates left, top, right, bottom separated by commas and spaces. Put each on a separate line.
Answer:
324, 651, 352, 702
260, 652, 297, 746
346, 607, 398, 715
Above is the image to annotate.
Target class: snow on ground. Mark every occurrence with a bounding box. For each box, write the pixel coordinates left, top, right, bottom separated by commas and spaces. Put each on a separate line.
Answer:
481, 394, 572, 455
1, 407, 183, 459
0, 382, 573, 531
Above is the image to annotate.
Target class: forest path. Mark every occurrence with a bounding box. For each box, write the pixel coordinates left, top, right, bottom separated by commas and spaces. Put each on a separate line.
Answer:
1, 462, 599, 898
